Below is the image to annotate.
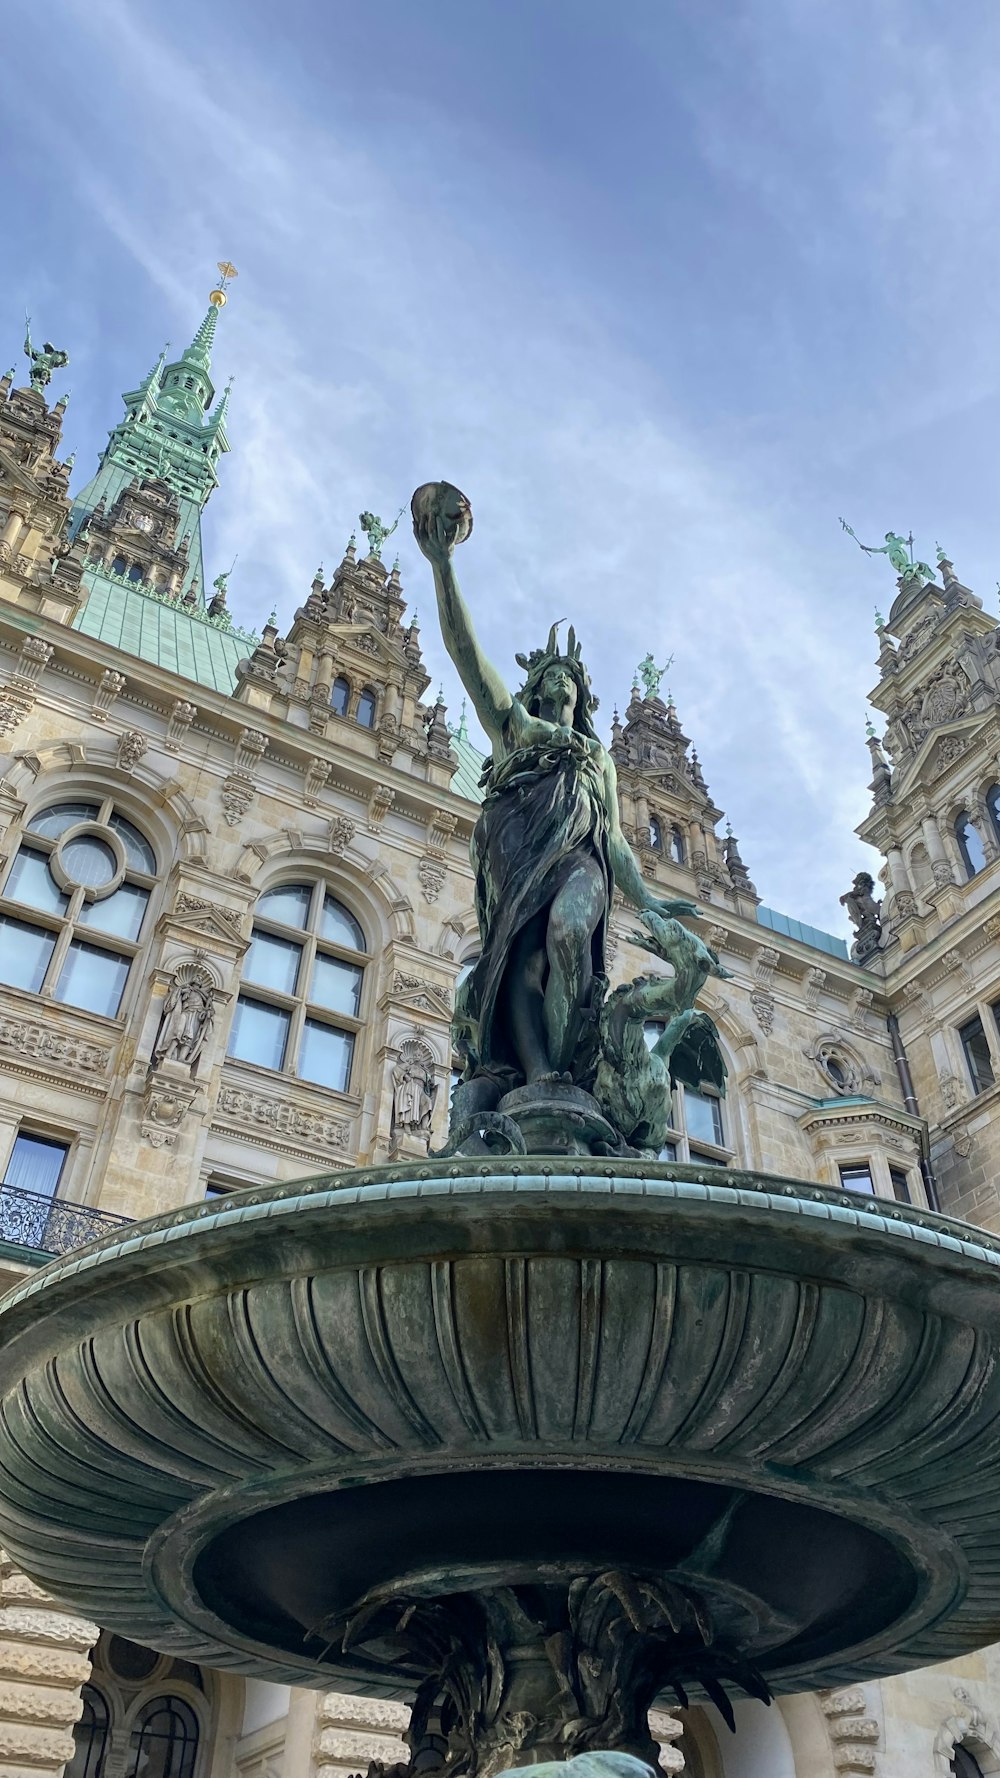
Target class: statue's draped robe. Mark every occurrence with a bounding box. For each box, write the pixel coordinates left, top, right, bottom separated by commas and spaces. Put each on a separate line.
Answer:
460, 706, 612, 1086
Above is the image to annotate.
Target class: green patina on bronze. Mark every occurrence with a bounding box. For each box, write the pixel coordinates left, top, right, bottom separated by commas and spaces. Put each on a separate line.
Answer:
411, 482, 725, 1160
22, 316, 68, 393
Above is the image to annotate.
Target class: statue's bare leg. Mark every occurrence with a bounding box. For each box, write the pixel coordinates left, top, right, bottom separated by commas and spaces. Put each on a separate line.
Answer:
544, 855, 605, 1078
504, 912, 551, 1083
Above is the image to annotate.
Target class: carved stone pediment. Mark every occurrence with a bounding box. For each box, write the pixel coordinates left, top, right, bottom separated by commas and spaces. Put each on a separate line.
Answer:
389, 971, 453, 1021
893, 712, 987, 796
158, 893, 248, 951
0, 441, 44, 500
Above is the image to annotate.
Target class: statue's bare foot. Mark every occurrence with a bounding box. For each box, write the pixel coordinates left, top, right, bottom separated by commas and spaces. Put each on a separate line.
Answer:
528, 1069, 574, 1085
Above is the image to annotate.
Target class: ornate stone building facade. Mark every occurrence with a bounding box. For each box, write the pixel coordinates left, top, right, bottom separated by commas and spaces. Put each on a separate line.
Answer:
0, 294, 997, 1778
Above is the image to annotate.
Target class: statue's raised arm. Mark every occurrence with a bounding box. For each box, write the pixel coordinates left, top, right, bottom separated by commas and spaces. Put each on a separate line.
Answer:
411, 483, 512, 743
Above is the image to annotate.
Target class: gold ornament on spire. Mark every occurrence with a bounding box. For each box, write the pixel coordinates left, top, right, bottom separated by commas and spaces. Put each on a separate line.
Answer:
209, 261, 239, 309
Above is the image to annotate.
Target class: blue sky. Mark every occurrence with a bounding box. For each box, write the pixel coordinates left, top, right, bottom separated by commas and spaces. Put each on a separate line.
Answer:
4, 0, 1000, 934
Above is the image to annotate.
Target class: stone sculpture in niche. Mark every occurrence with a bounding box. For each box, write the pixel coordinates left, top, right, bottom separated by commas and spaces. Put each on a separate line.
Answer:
392, 1041, 438, 1142
152, 961, 216, 1074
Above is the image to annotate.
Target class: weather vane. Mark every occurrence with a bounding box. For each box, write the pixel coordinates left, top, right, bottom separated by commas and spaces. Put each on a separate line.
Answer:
209, 261, 239, 310
839, 519, 935, 587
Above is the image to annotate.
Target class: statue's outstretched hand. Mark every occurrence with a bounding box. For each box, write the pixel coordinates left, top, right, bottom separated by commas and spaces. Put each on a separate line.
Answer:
647, 895, 700, 921
411, 482, 473, 566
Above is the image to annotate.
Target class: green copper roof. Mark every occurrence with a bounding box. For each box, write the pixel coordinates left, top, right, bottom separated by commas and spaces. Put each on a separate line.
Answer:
756, 904, 849, 960
450, 726, 486, 802
75, 578, 255, 693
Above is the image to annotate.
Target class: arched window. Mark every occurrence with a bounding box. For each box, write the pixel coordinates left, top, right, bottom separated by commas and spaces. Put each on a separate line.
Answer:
648, 817, 662, 850
669, 826, 686, 865
0, 800, 157, 1017
642, 1021, 729, 1164
987, 784, 1000, 846
111, 554, 127, 576
331, 676, 350, 717
127, 563, 144, 584
228, 881, 368, 1093
956, 812, 986, 879
951, 1747, 986, 1778
126, 1696, 200, 1778
356, 688, 377, 729
66, 1685, 111, 1778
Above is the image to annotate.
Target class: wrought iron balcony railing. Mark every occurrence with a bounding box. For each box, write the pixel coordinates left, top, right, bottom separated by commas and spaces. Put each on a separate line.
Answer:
0, 1182, 132, 1260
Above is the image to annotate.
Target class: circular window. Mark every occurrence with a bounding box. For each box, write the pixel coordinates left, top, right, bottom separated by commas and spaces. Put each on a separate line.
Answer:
106, 1635, 159, 1681
816, 1042, 859, 1096
61, 835, 117, 889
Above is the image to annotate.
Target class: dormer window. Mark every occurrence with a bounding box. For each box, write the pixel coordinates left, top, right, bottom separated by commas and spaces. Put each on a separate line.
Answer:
356, 688, 377, 729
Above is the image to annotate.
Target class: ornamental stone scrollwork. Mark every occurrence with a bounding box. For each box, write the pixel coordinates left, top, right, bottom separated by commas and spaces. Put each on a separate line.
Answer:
391, 1037, 439, 1150
939, 1072, 965, 1112
932, 857, 955, 887
116, 729, 147, 773
173, 893, 245, 937
752, 945, 779, 987
849, 986, 875, 1033
0, 1557, 99, 1778
0, 688, 36, 739
368, 783, 395, 831
328, 814, 356, 855
808, 1037, 875, 1098
165, 699, 197, 751
152, 959, 219, 1075
805, 965, 827, 1008
933, 732, 970, 773
12, 636, 53, 687
418, 856, 447, 904
942, 948, 974, 994
235, 727, 269, 774
216, 1086, 352, 1154
304, 757, 330, 807
92, 668, 126, 720
750, 988, 775, 1035
0, 1012, 110, 1079
985, 912, 1000, 943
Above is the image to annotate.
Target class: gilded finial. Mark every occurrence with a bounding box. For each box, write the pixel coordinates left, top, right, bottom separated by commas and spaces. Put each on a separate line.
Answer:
209, 261, 238, 309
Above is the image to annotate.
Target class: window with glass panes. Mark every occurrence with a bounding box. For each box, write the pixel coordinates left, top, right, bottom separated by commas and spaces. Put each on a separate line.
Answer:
227, 882, 367, 1092
643, 1021, 728, 1162
960, 1013, 995, 1096
839, 1162, 875, 1195
0, 800, 156, 1018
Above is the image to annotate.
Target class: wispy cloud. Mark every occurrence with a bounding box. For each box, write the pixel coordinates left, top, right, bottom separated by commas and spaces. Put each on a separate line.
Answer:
3, 0, 999, 934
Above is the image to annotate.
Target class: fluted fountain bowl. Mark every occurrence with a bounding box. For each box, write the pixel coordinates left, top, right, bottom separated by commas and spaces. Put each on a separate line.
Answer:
1, 1155, 1000, 1741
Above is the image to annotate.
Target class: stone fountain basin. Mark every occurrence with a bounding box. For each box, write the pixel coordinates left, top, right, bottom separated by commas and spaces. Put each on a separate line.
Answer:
0, 1157, 999, 1704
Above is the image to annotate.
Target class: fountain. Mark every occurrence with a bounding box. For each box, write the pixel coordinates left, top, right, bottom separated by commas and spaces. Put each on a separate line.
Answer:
0, 486, 1000, 1777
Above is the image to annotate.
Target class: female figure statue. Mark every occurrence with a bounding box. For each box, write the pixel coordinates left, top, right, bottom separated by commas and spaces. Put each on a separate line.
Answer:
412, 482, 698, 1115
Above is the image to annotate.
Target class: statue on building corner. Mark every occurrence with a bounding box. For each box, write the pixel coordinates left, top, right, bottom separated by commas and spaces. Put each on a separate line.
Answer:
412, 480, 724, 1158
23, 316, 69, 393
840, 871, 883, 961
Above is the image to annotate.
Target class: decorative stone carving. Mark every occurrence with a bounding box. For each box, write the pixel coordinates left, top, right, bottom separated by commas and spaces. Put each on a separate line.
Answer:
12, 636, 53, 686
426, 809, 458, 852
752, 945, 779, 987
92, 668, 126, 720
0, 1013, 110, 1078
942, 948, 974, 993
821, 1684, 882, 1776
216, 1086, 351, 1153
985, 912, 1000, 943
0, 688, 36, 739
165, 699, 197, 751
152, 960, 218, 1074
140, 1073, 200, 1149
0, 1557, 99, 1778
953, 1126, 974, 1159
304, 757, 330, 807
418, 856, 446, 904
221, 774, 255, 826
840, 872, 882, 961
174, 893, 244, 934
368, 783, 395, 831
116, 729, 147, 773
804, 965, 827, 1008
391, 1039, 438, 1148
931, 857, 955, 887
849, 986, 875, 1033
750, 988, 775, 1035
328, 814, 356, 855
235, 727, 269, 774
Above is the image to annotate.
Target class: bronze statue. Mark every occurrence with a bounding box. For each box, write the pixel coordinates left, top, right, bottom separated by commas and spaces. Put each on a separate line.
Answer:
413, 482, 720, 1154
23, 318, 68, 394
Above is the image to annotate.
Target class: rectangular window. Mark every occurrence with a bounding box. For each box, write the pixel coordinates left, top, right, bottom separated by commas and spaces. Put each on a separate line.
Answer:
3, 1133, 68, 1198
839, 1163, 875, 1194
658, 1141, 678, 1163
78, 882, 149, 942
685, 1088, 724, 1148
228, 996, 291, 1071
0, 915, 57, 993
55, 941, 130, 1018
4, 848, 69, 916
960, 1015, 995, 1095
888, 1166, 912, 1204
299, 1019, 355, 1093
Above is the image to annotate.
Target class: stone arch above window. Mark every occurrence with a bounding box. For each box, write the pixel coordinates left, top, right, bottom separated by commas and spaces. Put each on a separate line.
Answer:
227, 878, 369, 1094
356, 687, 377, 729
127, 1695, 200, 1778
331, 675, 351, 717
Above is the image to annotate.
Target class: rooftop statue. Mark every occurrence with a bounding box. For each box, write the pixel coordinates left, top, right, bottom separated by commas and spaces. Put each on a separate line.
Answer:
840, 519, 935, 586
412, 481, 725, 1156
359, 506, 404, 560
23, 316, 68, 393
636, 651, 673, 700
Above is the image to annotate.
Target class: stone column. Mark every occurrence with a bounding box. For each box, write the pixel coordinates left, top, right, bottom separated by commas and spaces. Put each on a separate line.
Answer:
0, 1554, 98, 1778
920, 814, 954, 886
313, 652, 334, 703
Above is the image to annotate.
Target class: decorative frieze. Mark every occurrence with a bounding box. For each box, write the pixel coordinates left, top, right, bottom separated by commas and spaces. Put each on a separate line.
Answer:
0, 1012, 110, 1078
216, 1085, 352, 1154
